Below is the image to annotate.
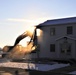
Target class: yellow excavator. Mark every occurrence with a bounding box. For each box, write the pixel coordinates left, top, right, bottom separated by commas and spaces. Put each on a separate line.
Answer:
2, 27, 38, 59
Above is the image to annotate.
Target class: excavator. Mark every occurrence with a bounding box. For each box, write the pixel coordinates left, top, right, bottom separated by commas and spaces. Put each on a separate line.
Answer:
2, 26, 38, 59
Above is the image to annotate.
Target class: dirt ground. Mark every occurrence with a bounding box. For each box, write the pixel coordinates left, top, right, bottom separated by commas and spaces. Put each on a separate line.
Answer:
0, 67, 35, 75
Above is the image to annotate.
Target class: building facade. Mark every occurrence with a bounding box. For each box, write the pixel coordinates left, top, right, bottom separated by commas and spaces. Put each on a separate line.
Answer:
33, 17, 76, 60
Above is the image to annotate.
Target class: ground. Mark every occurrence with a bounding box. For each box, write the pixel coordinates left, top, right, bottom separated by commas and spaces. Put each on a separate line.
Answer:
0, 65, 76, 75
0, 58, 76, 75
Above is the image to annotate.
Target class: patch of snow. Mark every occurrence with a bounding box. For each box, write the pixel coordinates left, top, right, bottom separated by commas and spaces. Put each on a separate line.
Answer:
0, 62, 69, 71
68, 71, 76, 74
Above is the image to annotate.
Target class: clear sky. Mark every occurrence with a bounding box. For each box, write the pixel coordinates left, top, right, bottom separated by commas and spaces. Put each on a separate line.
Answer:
0, 0, 76, 48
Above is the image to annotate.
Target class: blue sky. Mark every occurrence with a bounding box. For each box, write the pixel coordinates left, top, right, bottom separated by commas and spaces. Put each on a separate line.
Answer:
0, 0, 76, 48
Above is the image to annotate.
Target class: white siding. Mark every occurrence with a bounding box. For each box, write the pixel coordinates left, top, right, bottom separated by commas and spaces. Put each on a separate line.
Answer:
37, 23, 76, 59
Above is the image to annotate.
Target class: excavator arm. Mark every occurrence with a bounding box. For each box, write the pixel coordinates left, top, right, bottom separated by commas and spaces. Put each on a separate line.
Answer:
2, 27, 38, 59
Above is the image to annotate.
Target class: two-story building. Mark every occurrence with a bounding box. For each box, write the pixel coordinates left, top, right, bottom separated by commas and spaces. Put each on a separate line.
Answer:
32, 17, 76, 60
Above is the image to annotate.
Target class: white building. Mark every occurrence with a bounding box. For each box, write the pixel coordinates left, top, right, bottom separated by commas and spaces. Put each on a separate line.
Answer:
32, 17, 76, 60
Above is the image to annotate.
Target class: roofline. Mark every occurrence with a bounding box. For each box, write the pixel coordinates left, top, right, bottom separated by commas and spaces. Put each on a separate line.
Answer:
55, 36, 76, 41
36, 17, 76, 28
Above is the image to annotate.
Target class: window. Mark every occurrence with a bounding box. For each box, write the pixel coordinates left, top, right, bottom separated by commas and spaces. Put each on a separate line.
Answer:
67, 45, 71, 53
50, 44, 55, 52
50, 28, 55, 35
60, 43, 71, 55
67, 26, 73, 34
